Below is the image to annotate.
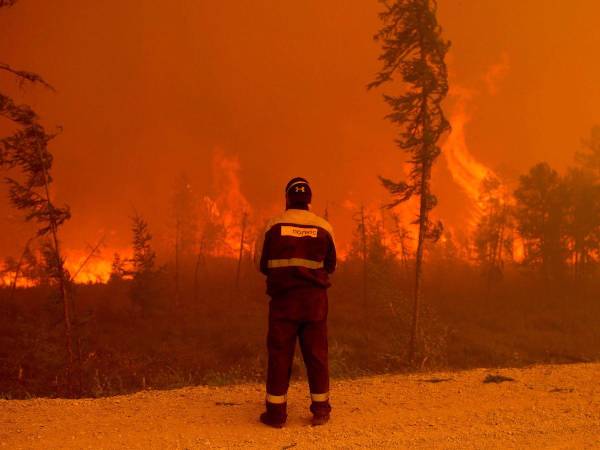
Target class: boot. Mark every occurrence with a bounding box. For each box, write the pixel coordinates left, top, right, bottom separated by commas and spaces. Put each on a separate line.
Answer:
259, 402, 287, 428
310, 400, 331, 427
311, 413, 330, 426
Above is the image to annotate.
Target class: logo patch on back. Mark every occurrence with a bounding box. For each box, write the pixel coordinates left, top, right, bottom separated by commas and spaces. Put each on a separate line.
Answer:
281, 226, 318, 238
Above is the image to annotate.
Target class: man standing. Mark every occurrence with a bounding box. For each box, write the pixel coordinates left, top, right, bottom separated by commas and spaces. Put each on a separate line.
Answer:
256, 177, 336, 428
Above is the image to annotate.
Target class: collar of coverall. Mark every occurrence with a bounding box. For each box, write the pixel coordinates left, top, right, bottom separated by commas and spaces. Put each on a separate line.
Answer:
285, 204, 309, 210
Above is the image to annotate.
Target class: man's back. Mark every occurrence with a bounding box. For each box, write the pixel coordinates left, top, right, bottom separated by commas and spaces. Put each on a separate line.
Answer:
259, 208, 336, 298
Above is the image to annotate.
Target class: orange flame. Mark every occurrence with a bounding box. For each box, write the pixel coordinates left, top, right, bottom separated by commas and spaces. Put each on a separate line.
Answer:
64, 249, 125, 284
1, 248, 120, 287
442, 56, 526, 263
0, 273, 34, 288
443, 87, 498, 219
201, 149, 254, 258
443, 54, 511, 222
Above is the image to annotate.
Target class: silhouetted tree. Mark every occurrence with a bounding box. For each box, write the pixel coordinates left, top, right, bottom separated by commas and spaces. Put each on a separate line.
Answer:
193, 198, 226, 302
576, 126, 600, 176
234, 211, 248, 291
563, 168, 600, 279
109, 253, 126, 282
514, 163, 568, 280
390, 212, 412, 280
369, 0, 450, 364
348, 209, 396, 301
132, 214, 155, 273
130, 213, 159, 313
474, 176, 513, 288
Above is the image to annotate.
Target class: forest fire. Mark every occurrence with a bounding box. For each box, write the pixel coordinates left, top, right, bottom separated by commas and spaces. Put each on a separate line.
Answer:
2, 4, 600, 448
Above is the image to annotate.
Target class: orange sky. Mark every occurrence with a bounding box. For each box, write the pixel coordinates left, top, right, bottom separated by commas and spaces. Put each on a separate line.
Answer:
1, 0, 599, 259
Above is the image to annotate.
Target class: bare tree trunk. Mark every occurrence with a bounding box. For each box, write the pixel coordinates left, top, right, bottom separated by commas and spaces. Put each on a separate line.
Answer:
400, 242, 410, 280
193, 236, 205, 303
393, 215, 410, 281
174, 219, 181, 309
360, 205, 368, 312
235, 212, 247, 291
408, 147, 431, 365
9, 237, 34, 301
359, 205, 370, 365
69, 235, 105, 395
37, 145, 75, 396
52, 227, 74, 394
70, 293, 83, 396
71, 235, 105, 282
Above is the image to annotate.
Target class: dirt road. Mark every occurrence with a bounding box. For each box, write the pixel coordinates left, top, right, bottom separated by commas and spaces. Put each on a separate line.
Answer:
1, 363, 599, 449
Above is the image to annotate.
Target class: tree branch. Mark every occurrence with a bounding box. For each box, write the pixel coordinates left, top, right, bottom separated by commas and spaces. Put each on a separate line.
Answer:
0, 63, 55, 91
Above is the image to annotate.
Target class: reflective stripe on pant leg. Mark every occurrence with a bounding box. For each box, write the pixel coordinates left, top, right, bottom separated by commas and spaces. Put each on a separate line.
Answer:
310, 392, 329, 402
266, 393, 287, 404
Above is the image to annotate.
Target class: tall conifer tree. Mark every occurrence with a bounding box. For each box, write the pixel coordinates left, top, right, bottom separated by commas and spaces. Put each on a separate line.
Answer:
369, 0, 450, 363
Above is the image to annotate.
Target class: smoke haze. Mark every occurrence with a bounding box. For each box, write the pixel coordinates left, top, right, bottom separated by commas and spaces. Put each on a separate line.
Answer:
1, 0, 599, 261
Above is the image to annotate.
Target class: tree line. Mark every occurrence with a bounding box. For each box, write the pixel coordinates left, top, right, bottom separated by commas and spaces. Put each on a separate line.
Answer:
475, 128, 600, 285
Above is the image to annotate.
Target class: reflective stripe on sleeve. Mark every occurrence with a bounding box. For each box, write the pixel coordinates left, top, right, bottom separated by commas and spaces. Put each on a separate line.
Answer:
266, 393, 287, 404
310, 392, 329, 402
267, 258, 324, 270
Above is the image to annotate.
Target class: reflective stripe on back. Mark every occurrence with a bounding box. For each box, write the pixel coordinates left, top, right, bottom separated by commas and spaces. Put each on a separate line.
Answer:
267, 258, 324, 270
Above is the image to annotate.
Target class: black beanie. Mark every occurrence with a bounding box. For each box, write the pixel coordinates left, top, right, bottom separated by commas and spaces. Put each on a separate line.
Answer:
285, 177, 312, 207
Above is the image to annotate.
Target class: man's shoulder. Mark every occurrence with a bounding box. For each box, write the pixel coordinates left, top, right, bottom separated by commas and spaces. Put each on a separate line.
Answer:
301, 211, 334, 236
266, 209, 334, 236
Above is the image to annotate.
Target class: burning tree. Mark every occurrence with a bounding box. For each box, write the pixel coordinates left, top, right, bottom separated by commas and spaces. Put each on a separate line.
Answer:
1, 0, 75, 394
369, 0, 450, 364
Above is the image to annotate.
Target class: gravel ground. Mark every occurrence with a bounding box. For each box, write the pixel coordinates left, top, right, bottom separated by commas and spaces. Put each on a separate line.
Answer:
1, 363, 599, 449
